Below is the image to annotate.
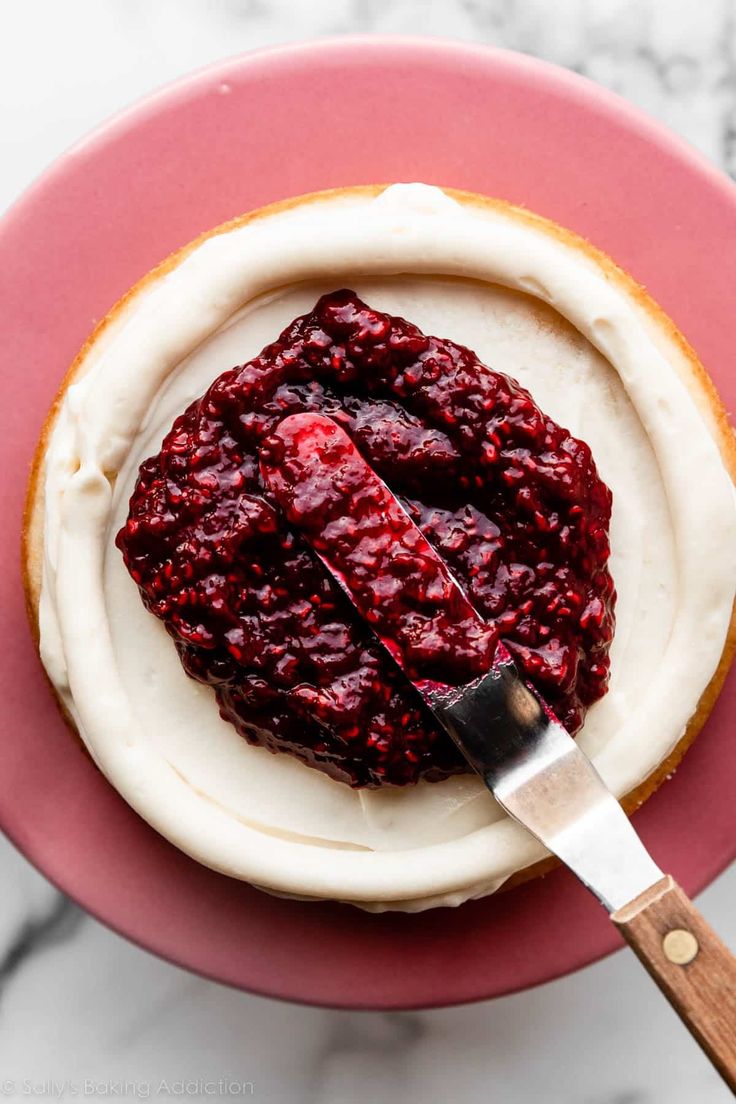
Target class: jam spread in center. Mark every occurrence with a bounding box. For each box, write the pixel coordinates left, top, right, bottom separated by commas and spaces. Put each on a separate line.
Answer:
117, 290, 615, 787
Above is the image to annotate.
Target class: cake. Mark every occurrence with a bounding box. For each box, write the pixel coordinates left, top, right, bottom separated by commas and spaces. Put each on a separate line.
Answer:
24, 184, 736, 910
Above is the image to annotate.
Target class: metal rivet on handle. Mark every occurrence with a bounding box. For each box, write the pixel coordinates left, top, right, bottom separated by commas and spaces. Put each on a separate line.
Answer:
662, 929, 699, 965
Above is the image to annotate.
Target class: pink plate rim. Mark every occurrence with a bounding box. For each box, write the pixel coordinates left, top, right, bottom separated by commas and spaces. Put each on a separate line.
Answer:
1, 36, 735, 1010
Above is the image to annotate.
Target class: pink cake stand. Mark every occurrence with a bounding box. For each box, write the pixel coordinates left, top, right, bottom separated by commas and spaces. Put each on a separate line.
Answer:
1, 38, 734, 1009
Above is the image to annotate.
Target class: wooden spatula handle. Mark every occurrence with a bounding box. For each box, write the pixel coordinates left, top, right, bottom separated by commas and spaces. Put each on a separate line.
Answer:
612, 875, 736, 1091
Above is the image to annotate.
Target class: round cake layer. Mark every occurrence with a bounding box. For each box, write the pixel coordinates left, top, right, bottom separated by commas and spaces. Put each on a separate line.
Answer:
26, 184, 736, 909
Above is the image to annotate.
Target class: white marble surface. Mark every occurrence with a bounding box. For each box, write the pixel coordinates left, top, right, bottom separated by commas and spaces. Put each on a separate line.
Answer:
2, 1, 735, 1101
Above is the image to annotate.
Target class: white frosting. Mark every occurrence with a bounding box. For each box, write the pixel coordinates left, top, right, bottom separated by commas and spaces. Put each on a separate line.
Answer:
38, 185, 736, 910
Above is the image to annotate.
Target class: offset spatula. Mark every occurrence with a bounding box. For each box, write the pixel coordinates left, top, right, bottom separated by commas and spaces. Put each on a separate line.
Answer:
261, 413, 736, 1090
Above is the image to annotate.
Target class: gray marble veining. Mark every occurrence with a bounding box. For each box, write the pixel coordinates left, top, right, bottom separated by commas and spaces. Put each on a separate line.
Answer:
1, 2, 735, 1101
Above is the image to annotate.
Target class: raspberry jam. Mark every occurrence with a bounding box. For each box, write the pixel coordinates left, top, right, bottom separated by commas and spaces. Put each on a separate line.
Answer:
117, 290, 615, 787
